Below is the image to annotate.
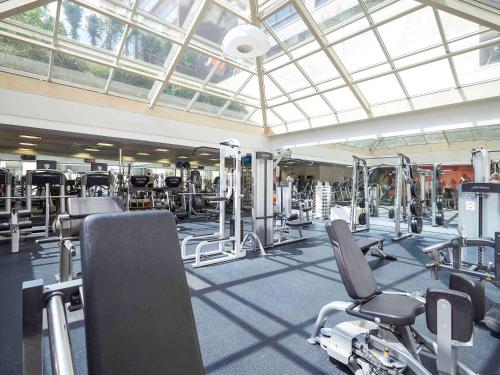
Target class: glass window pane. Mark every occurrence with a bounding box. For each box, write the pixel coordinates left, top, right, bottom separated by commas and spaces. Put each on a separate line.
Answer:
439, 10, 482, 41
303, 0, 362, 32
273, 102, 306, 122
216, 0, 250, 18
323, 87, 361, 111
137, 0, 194, 27
264, 75, 284, 98
351, 63, 391, 80
399, 59, 455, 96
453, 43, 500, 86
247, 109, 263, 126
403, 134, 427, 145
190, 93, 227, 114
175, 48, 216, 81
423, 132, 446, 143
158, 83, 197, 109
377, 7, 441, 58
268, 64, 310, 92
6, 3, 57, 32
267, 110, 284, 126
59, 1, 126, 52
122, 28, 173, 67
53, 52, 110, 90
0, 36, 49, 77
296, 95, 333, 117
357, 74, 405, 104
370, 0, 420, 24
265, 5, 313, 52
194, 3, 242, 45
290, 40, 320, 59
289, 86, 316, 99
221, 102, 255, 121
297, 51, 340, 83
392, 46, 445, 69
240, 75, 259, 98
325, 16, 369, 44
109, 70, 155, 100
333, 30, 387, 72
209, 65, 251, 91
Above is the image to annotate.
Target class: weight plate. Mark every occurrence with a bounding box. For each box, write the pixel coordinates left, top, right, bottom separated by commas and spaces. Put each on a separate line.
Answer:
358, 198, 366, 208
436, 211, 444, 226
410, 198, 423, 217
411, 217, 423, 234
358, 213, 367, 225
436, 197, 443, 211
410, 181, 422, 199
388, 208, 395, 219
410, 164, 418, 180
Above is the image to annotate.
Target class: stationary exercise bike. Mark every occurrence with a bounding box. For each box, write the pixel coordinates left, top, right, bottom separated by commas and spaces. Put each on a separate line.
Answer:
308, 220, 485, 375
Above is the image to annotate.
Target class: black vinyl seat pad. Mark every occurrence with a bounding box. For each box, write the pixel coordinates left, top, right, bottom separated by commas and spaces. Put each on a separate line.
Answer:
358, 293, 425, 326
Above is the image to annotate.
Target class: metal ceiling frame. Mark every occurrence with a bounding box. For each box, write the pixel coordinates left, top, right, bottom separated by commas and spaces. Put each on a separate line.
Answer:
290, 0, 371, 115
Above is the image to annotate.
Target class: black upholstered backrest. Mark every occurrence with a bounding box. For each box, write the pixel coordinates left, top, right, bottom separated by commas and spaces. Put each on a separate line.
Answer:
80, 211, 204, 375
325, 220, 377, 300
67, 197, 124, 218
425, 288, 473, 342
449, 273, 485, 322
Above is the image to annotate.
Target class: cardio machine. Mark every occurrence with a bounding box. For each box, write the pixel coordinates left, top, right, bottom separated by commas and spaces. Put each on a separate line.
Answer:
309, 219, 484, 375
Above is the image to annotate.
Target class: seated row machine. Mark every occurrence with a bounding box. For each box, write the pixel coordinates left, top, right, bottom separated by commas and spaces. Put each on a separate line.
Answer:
309, 220, 485, 375
23, 210, 204, 375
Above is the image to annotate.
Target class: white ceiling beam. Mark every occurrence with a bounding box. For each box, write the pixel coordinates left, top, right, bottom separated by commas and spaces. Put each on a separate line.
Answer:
290, 0, 371, 115
250, 0, 269, 130
0, 0, 54, 19
416, 0, 500, 32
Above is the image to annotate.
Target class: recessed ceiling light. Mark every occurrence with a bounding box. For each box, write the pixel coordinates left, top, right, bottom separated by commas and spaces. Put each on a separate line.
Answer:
19, 142, 37, 146
209, 158, 219, 161
197, 152, 211, 156
73, 152, 92, 158
178, 156, 188, 159
97, 142, 114, 147
155, 148, 169, 152
157, 159, 171, 164
19, 135, 41, 140
85, 148, 99, 152
137, 152, 150, 156
18, 148, 33, 152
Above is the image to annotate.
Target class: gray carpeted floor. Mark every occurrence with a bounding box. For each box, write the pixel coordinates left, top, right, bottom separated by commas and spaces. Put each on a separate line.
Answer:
1, 218, 499, 375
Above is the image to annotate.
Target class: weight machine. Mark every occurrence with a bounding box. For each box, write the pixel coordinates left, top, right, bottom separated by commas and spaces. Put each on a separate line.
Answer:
253, 150, 312, 248
423, 148, 500, 332
350, 155, 421, 241
181, 139, 264, 267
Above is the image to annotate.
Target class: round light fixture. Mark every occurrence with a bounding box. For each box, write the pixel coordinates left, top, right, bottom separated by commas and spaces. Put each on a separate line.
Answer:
222, 25, 270, 59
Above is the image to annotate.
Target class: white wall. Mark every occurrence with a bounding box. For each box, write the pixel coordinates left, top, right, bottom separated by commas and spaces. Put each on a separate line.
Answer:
0, 87, 270, 152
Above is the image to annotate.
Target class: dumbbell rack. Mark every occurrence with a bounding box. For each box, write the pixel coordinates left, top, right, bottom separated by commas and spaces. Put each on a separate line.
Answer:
314, 182, 332, 219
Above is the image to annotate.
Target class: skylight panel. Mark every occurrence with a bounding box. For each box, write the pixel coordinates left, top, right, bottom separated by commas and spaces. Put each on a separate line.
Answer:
194, 2, 242, 45
0, 36, 50, 78
302, 0, 363, 32
273, 102, 307, 122
158, 84, 197, 109
209, 65, 251, 91
453, 43, 500, 86
399, 59, 456, 96
137, 0, 193, 27
190, 93, 228, 114
246, 109, 263, 126
221, 102, 256, 122
52, 52, 111, 91
377, 7, 441, 58
438, 10, 482, 41
122, 28, 173, 67
239, 75, 260, 98
323, 87, 361, 111
297, 50, 340, 83
268, 63, 309, 92
296, 95, 333, 117
332, 30, 388, 72
175, 48, 216, 81
357, 74, 405, 104
109, 69, 156, 100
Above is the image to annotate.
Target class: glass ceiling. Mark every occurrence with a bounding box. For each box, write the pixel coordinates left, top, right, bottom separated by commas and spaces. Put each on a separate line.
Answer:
0, 0, 499, 131
336, 124, 500, 150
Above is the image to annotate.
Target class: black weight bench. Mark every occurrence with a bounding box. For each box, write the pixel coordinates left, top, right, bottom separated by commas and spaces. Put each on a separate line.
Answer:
23, 210, 204, 375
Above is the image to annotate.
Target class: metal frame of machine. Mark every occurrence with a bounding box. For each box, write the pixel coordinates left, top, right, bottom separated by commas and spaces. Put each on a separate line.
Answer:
181, 139, 264, 267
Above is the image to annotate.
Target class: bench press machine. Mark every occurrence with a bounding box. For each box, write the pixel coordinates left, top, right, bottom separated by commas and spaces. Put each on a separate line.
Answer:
23, 210, 204, 375
181, 139, 264, 267
309, 220, 485, 375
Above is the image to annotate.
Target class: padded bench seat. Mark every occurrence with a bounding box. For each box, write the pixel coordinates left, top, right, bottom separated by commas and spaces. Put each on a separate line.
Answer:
355, 236, 384, 254
358, 293, 425, 326
286, 219, 312, 227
